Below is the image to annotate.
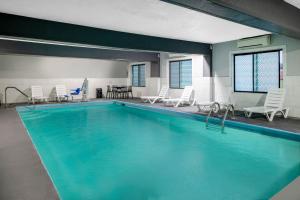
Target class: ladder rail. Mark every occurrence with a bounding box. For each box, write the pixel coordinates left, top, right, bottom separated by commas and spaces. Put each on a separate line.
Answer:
205, 102, 235, 132
221, 104, 235, 132
5, 87, 30, 107
205, 102, 220, 128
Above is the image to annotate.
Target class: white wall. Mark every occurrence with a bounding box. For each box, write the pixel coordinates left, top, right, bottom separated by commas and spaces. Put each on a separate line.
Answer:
127, 62, 160, 97
212, 34, 300, 117
159, 53, 211, 102
127, 53, 211, 101
0, 54, 129, 103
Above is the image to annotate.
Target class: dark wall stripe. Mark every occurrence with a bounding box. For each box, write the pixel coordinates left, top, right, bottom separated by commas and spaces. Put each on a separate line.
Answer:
0, 12, 211, 55
0, 39, 159, 62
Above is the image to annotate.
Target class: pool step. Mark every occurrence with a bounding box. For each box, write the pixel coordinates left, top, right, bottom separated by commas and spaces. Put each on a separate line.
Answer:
206, 123, 223, 131
21, 111, 50, 120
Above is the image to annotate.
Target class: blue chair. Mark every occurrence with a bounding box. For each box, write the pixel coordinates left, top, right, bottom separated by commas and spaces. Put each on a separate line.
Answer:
70, 88, 81, 100
70, 88, 81, 95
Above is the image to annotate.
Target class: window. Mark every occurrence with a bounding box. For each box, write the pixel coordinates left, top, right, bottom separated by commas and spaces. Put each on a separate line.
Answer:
132, 64, 145, 87
234, 50, 282, 93
169, 59, 192, 89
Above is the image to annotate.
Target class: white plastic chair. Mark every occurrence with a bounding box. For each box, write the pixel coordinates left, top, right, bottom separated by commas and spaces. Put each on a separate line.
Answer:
162, 86, 195, 107
55, 85, 71, 102
140, 86, 169, 104
31, 86, 48, 104
244, 88, 289, 121
196, 91, 236, 112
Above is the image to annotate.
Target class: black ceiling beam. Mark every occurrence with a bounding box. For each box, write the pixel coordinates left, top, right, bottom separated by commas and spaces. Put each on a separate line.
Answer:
161, 0, 300, 39
0, 12, 211, 55
0, 39, 159, 62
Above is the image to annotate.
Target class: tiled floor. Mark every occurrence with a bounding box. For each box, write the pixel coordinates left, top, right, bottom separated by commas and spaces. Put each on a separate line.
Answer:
0, 107, 59, 200
0, 99, 299, 200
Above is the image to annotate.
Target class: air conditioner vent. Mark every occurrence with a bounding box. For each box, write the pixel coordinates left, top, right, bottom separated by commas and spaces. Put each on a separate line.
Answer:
237, 35, 271, 49
168, 53, 189, 58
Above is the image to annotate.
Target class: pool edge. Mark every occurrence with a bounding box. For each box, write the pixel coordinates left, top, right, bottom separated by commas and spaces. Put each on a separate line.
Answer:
16, 109, 63, 200
16, 100, 300, 141
113, 100, 300, 142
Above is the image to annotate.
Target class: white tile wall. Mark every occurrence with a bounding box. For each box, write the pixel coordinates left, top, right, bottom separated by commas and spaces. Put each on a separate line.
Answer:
130, 77, 160, 97
0, 78, 127, 103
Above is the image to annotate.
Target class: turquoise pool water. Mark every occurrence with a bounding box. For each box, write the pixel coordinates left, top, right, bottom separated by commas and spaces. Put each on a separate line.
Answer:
18, 102, 300, 200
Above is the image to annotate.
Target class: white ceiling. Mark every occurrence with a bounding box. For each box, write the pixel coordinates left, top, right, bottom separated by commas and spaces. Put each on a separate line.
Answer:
284, 0, 300, 9
0, 0, 268, 44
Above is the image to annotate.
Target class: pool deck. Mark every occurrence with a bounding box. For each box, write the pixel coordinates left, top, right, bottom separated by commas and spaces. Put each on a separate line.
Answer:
0, 107, 59, 200
0, 99, 300, 200
272, 177, 300, 200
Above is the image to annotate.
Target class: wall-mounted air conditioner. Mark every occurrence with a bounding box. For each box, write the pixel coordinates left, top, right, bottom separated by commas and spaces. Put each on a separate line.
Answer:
237, 35, 271, 49
168, 53, 190, 58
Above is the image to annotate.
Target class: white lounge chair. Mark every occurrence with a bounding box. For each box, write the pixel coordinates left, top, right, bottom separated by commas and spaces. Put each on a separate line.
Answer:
197, 101, 222, 112
162, 86, 195, 107
196, 91, 239, 113
244, 88, 289, 122
196, 98, 234, 112
31, 85, 48, 104
140, 86, 169, 104
55, 85, 71, 102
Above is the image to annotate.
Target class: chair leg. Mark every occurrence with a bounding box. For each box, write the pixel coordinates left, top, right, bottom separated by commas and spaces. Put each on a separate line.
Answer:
245, 111, 252, 118
150, 97, 158, 104
283, 108, 289, 118
175, 101, 181, 108
191, 99, 196, 106
266, 112, 275, 122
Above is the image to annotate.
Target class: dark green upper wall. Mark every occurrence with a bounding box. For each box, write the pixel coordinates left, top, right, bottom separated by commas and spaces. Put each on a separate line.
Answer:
0, 12, 212, 55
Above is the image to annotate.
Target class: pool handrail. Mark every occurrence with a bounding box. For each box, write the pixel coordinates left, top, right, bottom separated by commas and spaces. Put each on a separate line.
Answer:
5, 86, 30, 108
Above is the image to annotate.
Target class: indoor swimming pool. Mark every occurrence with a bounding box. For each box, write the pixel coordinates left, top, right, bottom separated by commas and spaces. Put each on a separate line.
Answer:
17, 102, 300, 200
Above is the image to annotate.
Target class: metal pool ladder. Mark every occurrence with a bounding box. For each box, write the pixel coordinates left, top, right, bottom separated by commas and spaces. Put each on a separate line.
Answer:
205, 102, 235, 132
4, 86, 30, 108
